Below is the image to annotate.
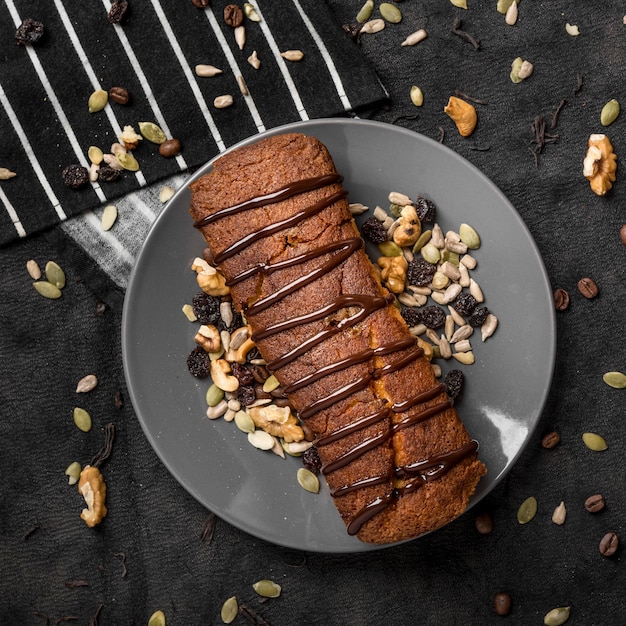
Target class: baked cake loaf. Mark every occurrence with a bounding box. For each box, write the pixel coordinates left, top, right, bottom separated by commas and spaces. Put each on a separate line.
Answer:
189, 133, 486, 544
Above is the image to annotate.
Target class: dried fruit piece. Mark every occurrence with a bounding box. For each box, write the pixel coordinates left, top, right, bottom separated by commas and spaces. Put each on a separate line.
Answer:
108, 0, 129, 24
62, 164, 89, 189
15, 19, 44, 46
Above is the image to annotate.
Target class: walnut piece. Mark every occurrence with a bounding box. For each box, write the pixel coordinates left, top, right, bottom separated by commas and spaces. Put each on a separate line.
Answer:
392, 205, 422, 247
78, 465, 107, 527
583, 133, 617, 196
248, 405, 304, 443
377, 255, 408, 294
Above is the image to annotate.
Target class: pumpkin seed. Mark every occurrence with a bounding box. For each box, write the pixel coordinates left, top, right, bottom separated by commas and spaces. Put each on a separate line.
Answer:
582, 432, 607, 451
45, 261, 66, 289
449, 0, 467, 8
147, 610, 166, 626
88, 89, 108, 113
33, 281, 62, 299
252, 579, 281, 598
297, 467, 320, 493
543, 606, 570, 626
243, 3, 261, 22
206, 384, 225, 407
116, 152, 140, 171
248, 429, 275, 450
88, 146, 104, 165
356, 0, 374, 23
600, 99, 620, 127
101, 204, 118, 231
459, 223, 481, 249
65, 461, 82, 485
603, 371, 626, 389
517, 496, 537, 524
221, 596, 238, 624
139, 121, 167, 144
412, 229, 432, 253
410, 85, 424, 107
76, 374, 98, 393
262, 375, 280, 393
234, 409, 255, 433
26, 259, 42, 280
420, 241, 441, 264
379, 2, 402, 23
378, 241, 403, 257
73, 407, 92, 433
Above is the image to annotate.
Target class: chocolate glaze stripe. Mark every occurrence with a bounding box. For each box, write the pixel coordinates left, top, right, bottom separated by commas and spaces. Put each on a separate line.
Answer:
284, 337, 418, 394
245, 238, 363, 316
331, 474, 390, 498
323, 431, 390, 475
317, 406, 389, 448
192, 173, 342, 228
392, 400, 452, 434
227, 237, 363, 287
391, 383, 447, 413
346, 441, 480, 536
299, 345, 425, 420
214, 189, 348, 264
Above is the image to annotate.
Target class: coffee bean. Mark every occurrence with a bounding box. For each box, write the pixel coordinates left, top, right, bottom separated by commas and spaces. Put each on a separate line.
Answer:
553, 288, 570, 311
494, 592, 512, 616
224, 4, 244, 27
109, 86, 130, 105
620, 224, 626, 245
159, 138, 182, 158
192, 0, 210, 7
474, 511, 493, 535
541, 431, 561, 449
599, 531, 619, 557
577, 277, 599, 299
584, 494, 605, 513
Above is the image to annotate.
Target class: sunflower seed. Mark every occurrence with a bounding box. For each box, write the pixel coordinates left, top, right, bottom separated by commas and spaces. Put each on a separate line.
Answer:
297, 467, 320, 493
26, 259, 41, 280
481, 314, 498, 341
0, 167, 16, 179
543, 607, 570, 626
552, 501, 566, 525
234, 25, 246, 50
505, 1, 518, 25
65, 461, 82, 485
402, 30, 427, 47
76, 374, 98, 393
244, 3, 261, 22
195, 64, 223, 77
361, 18, 385, 34
280, 49, 304, 61
214, 95, 234, 109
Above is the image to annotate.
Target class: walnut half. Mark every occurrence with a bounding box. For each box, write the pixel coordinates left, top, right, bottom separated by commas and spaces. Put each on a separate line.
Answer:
78, 465, 107, 528
583, 133, 617, 196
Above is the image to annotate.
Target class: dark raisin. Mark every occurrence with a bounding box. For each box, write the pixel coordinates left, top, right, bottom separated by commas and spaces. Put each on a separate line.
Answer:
414, 196, 436, 223
400, 306, 422, 327
62, 164, 89, 189
238, 385, 256, 407
108, 0, 129, 24
187, 346, 212, 378
192, 292, 221, 325
231, 363, 254, 386
302, 446, 322, 475
468, 306, 489, 327
15, 18, 44, 46
192, 0, 210, 7
406, 257, 436, 287
453, 292, 478, 317
360, 217, 388, 244
421, 305, 446, 329
444, 369, 464, 400
98, 164, 122, 183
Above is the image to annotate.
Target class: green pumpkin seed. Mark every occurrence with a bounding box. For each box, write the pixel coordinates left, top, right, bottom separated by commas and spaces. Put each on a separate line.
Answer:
65, 461, 82, 485
33, 281, 62, 300
252, 579, 281, 598
379, 2, 402, 23
88, 89, 108, 113
147, 610, 166, 626
600, 99, 620, 127
459, 223, 481, 249
234, 410, 255, 434
412, 229, 432, 253
88, 146, 104, 165
420, 241, 441, 265
356, 0, 374, 23
449, 0, 467, 8
378, 241, 403, 257
221, 596, 238, 624
297, 467, 320, 493
410, 85, 424, 107
116, 152, 140, 171
206, 384, 225, 407
101, 204, 118, 231
543, 606, 570, 626
139, 121, 167, 144
45, 261, 66, 289
510, 57, 524, 83
582, 432, 607, 451
517, 496, 537, 524
603, 371, 626, 389
262, 375, 280, 393
73, 407, 92, 433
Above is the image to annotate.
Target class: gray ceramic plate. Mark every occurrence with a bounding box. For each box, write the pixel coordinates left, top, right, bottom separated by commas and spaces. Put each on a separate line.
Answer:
122, 118, 556, 553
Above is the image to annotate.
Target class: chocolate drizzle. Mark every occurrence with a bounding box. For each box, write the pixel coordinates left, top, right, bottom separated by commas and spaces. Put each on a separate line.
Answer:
193, 172, 479, 538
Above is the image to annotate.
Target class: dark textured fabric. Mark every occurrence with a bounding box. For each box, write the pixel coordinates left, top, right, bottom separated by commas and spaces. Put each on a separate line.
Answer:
0, 0, 387, 245
2, 1, 626, 624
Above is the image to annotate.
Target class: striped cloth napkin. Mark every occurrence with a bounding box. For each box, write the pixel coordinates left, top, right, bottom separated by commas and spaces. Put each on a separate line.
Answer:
0, 0, 387, 249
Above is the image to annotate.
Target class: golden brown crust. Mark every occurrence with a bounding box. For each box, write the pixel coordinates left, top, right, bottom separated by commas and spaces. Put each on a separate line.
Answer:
189, 133, 486, 543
